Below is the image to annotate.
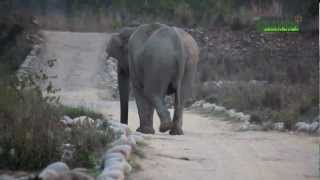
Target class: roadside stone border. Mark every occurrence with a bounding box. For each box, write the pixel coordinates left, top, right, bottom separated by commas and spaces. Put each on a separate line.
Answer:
0, 117, 145, 180
188, 100, 251, 122
97, 121, 144, 180
188, 100, 320, 135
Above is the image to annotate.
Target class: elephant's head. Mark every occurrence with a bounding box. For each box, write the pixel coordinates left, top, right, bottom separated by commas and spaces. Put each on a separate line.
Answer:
106, 27, 136, 73
106, 27, 136, 125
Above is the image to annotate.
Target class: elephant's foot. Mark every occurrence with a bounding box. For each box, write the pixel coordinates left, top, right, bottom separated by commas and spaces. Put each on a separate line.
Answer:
136, 126, 155, 134
159, 121, 173, 133
169, 127, 184, 135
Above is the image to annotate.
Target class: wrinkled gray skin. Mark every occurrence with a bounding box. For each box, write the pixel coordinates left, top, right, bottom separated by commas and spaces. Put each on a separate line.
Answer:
106, 23, 199, 135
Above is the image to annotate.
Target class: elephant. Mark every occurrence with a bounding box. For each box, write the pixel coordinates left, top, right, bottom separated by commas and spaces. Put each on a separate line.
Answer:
106, 23, 199, 135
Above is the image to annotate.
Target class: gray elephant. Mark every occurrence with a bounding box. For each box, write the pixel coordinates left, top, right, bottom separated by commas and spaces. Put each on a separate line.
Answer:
106, 23, 199, 135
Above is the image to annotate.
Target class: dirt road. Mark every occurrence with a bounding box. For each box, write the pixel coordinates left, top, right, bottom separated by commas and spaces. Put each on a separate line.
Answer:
37, 31, 319, 180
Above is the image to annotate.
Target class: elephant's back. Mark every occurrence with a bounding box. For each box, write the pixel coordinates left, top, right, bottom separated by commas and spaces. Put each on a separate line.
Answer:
140, 26, 183, 65
174, 28, 200, 65
128, 23, 169, 58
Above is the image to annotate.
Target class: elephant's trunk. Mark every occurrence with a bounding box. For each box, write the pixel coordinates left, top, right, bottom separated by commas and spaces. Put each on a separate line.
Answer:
118, 69, 130, 124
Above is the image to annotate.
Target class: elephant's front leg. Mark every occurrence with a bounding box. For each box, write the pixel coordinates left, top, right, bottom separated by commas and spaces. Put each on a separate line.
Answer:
134, 87, 155, 134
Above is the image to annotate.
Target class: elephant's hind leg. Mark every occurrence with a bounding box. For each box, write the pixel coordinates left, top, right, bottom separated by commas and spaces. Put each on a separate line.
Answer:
170, 70, 193, 135
150, 96, 173, 133
134, 87, 155, 134
170, 91, 184, 135
144, 82, 173, 133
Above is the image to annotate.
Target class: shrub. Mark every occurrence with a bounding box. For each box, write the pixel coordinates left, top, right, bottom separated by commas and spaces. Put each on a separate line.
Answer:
174, 2, 194, 27
0, 14, 38, 72
0, 78, 115, 170
0, 13, 115, 171
68, 123, 116, 169
0, 83, 63, 170
230, 17, 244, 30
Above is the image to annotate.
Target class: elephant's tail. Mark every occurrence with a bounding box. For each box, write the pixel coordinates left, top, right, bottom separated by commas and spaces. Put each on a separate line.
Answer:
173, 27, 186, 106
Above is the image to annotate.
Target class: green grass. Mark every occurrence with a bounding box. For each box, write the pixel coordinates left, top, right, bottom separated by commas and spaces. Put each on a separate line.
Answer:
61, 105, 104, 119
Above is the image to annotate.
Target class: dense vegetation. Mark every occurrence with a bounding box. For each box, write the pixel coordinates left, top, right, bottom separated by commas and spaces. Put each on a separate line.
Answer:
0, 14, 115, 171
0, 0, 317, 30
191, 26, 318, 128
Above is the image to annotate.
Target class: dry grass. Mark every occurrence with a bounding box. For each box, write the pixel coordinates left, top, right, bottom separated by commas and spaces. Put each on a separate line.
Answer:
195, 81, 318, 129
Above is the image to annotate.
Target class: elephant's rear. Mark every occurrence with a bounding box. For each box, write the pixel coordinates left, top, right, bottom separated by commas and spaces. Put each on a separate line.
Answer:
127, 24, 199, 98
137, 26, 182, 95
174, 27, 200, 99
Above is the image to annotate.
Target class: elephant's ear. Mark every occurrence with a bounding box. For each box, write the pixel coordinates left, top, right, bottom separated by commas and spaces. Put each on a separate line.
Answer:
107, 35, 123, 58
119, 27, 136, 41
110, 35, 123, 49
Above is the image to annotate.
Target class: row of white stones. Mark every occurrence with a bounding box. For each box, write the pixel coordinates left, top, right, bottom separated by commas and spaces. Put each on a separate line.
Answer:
38, 119, 144, 180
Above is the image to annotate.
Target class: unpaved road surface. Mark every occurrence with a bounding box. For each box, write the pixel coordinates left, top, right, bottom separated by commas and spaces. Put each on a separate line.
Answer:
35, 30, 319, 180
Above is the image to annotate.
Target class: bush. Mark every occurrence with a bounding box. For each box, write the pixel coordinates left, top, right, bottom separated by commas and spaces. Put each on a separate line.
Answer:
230, 17, 244, 30
69, 123, 116, 169
0, 13, 115, 171
0, 83, 63, 170
174, 2, 194, 27
0, 78, 115, 170
0, 14, 38, 72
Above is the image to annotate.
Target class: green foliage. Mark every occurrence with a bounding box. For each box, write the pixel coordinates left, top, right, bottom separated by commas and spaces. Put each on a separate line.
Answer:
0, 14, 115, 171
174, 2, 193, 26
0, 77, 63, 170
69, 122, 116, 169
0, 74, 114, 170
0, 15, 37, 73
111, 19, 122, 30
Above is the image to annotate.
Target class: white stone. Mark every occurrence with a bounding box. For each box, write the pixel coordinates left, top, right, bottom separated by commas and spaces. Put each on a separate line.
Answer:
56, 171, 94, 180
191, 100, 205, 108
309, 121, 319, 133
39, 162, 70, 179
63, 115, 73, 125
130, 134, 144, 144
107, 145, 132, 159
104, 161, 132, 174
127, 135, 137, 147
97, 170, 124, 180
111, 135, 130, 147
239, 114, 251, 122
214, 105, 225, 112
38, 169, 59, 180
95, 119, 103, 128
202, 103, 214, 110
273, 122, 285, 131
295, 122, 310, 132
73, 116, 95, 127
110, 126, 126, 135
109, 121, 130, 135
227, 109, 237, 118
239, 124, 249, 131
239, 123, 262, 131
104, 152, 126, 161
248, 124, 263, 131
104, 156, 125, 166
